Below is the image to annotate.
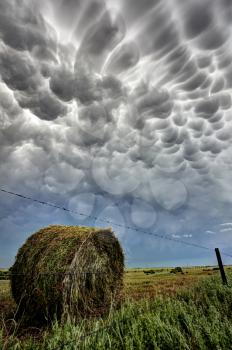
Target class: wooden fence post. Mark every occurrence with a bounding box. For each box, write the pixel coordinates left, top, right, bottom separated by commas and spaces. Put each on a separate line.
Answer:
215, 248, 228, 285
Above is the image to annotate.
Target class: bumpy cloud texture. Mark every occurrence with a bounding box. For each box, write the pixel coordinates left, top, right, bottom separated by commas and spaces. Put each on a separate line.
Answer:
1, 0, 232, 267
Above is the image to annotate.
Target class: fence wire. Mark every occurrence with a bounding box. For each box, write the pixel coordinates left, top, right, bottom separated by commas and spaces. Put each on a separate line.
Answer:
1, 187, 232, 258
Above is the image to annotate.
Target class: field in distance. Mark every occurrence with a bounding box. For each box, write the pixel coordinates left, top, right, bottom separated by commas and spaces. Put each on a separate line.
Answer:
1, 265, 231, 305
124, 265, 232, 300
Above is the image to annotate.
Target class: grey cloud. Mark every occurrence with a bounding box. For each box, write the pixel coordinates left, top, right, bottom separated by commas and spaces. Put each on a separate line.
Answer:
210, 78, 225, 94
121, 0, 159, 24
181, 1, 227, 50
175, 128, 190, 145
136, 88, 173, 120
17, 89, 67, 121
195, 98, 219, 118
73, 1, 105, 39
50, 58, 125, 105
78, 102, 111, 140
160, 126, 179, 144
212, 121, 224, 131
225, 69, 232, 89
0, 0, 57, 54
52, 0, 82, 28
0, 47, 67, 120
0, 83, 21, 120
221, 0, 232, 21
176, 61, 198, 85
2, 0, 232, 267
0, 47, 38, 92
79, 10, 126, 69
216, 53, 232, 70
104, 41, 140, 75
74, 56, 103, 104
182, 2, 213, 38
216, 128, 231, 142
197, 55, 212, 69
188, 119, 205, 134
180, 72, 208, 91
172, 114, 187, 127
200, 137, 222, 154
183, 139, 199, 161
101, 76, 124, 100
162, 47, 193, 86
50, 66, 74, 102
137, 6, 180, 56
208, 113, 223, 124
197, 27, 227, 50
0, 16, 66, 120
189, 158, 208, 172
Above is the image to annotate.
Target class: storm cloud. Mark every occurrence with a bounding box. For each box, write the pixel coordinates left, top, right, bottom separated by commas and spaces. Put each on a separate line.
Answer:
1, 0, 232, 267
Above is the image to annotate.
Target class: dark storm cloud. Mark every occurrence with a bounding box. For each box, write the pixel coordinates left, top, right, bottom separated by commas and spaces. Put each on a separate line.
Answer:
200, 137, 222, 154
182, 140, 199, 161
135, 88, 173, 120
1, 0, 232, 267
180, 1, 228, 50
0, 0, 69, 120
197, 28, 227, 51
104, 41, 140, 75
180, 72, 208, 91
49, 66, 74, 102
17, 89, 67, 121
160, 126, 179, 144
165, 51, 192, 83
195, 98, 219, 118
197, 55, 212, 69
52, 0, 82, 28
210, 77, 225, 94
121, 0, 160, 24
0, 47, 38, 92
219, 94, 231, 110
0, 45, 67, 120
182, 2, 213, 38
212, 121, 225, 131
0, 0, 57, 54
172, 114, 187, 127
73, 1, 105, 39
138, 5, 180, 56
101, 75, 124, 100
78, 9, 126, 71
208, 112, 223, 124
216, 128, 231, 142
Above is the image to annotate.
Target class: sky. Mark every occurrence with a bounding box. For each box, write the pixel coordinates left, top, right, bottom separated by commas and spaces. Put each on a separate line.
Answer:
1, 0, 232, 268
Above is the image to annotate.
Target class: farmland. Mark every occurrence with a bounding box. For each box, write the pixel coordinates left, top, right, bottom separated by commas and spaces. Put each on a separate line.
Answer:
1, 266, 232, 349
124, 266, 225, 300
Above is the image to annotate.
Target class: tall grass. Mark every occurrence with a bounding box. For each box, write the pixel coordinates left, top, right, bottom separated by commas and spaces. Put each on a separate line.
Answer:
1, 273, 232, 349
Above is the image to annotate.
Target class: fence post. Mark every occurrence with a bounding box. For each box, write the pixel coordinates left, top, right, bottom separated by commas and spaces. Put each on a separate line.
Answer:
215, 248, 228, 285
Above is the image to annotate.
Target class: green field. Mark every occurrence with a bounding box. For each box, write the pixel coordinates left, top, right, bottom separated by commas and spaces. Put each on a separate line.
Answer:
1, 266, 232, 349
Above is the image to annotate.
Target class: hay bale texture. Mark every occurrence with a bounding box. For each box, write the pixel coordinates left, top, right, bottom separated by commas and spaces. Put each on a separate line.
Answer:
10, 225, 124, 324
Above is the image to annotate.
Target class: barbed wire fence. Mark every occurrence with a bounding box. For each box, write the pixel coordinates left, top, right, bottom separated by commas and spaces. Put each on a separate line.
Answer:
1, 187, 232, 349
1, 187, 231, 258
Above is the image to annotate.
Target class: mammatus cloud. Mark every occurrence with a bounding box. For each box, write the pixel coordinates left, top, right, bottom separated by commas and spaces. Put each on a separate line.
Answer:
1, 0, 232, 266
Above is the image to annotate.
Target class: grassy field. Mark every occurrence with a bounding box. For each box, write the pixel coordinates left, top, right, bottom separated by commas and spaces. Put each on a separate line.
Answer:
0, 266, 232, 349
124, 265, 230, 299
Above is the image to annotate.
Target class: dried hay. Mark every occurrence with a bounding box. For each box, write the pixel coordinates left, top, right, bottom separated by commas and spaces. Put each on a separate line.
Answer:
10, 225, 124, 324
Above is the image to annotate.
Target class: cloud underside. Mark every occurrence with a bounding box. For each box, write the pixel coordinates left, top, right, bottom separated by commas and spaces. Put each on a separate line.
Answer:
1, 0, 232, 261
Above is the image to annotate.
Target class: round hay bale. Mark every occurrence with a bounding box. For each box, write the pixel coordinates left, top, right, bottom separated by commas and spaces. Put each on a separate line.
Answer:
10, 225, 124, 324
